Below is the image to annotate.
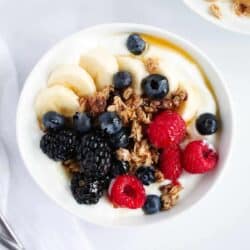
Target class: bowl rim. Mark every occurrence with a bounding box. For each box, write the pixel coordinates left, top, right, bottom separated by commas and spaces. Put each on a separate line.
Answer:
16, 22, 234, 228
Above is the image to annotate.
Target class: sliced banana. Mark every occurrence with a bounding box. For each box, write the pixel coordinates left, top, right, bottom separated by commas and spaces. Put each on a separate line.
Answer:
143, 47, 179, 93
35, 85, 80, 120
79, 48, 118, 90
178, 82, 201, 123
116, 56, 148, 95
47, 65, 96, 97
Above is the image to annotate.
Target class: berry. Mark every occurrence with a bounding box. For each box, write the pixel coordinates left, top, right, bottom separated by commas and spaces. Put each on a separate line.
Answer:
77, 132, 112, 179
109, 127, 130, 149
183, 140, 218, 174
126, 34, 146, 55
113, 71, 132, 89
73, 112, 91, 134
160, 145, 182, 181
98, 112, 122, 135
142, 74, 169, 99
109, 175, 146, 209
147, 111, 186, 148
135, 166, 155, 185
42, 111, 66, 131
143, 195, 161, 215
71, 173, 104, 204
196, 113, 218, 135
110, 160, 130, 178
40, 129, 78, 161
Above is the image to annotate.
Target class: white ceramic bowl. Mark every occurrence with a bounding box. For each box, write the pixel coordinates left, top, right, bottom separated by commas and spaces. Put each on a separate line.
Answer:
16, 23, 233, 227
184, 0, 250, 35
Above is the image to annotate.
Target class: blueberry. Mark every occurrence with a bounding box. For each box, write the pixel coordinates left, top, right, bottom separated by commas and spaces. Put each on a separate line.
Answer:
42, 111, 66, 131
110, 160, 129, 178
113, 71, 132, 89
73, 112, 91, 134
142, 74, 169, 99
143, 195, 161, 215
126, 34, 146, 55
109, 128, 130, 149
196, 113, 218, 135
135, 166, 155, 186
98, 112, 122, 135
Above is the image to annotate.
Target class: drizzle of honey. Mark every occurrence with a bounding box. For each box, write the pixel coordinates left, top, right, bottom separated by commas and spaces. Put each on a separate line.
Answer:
141, 34, 219, 117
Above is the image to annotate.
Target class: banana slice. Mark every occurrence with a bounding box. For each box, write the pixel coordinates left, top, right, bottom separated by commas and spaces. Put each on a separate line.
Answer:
143, 47, 179, 93
35, 85, 80, 120
47, 65, 96, 97
79, 48, 118, 90
116, 56, 148, 95
178, 82, 201, 123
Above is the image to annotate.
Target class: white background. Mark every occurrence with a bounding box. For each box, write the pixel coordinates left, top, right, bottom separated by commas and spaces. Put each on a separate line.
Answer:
0, 0, 249, 249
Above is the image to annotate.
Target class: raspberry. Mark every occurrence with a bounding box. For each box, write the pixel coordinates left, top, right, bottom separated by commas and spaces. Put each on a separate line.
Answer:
147, 111, 186, 148
109, 175, 146, 209
160, 145, 182, 181
183, 140, 218, 174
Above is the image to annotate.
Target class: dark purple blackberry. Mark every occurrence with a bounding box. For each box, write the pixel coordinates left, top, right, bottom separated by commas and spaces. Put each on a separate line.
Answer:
40, 129, 78, 161
110, 160, 129, 178
77, 131, 112, 179
71, 173, 104, 204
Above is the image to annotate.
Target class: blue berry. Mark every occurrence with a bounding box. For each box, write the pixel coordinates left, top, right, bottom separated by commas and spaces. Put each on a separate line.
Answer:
98, 112, 122, 135
110, 160, 129, 178
42, 111, 66, 131
196, 113, 218, 135
135, 166, 155, 185
109, 127, 130, 149
143, 195, 161, 215
113, 71, 132, 89
126, 34, 146, 55
73, 112, 91, 134
142, 74, 169, 99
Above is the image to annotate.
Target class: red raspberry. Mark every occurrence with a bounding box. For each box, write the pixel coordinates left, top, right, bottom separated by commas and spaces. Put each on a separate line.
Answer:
109, 175, 146, 209
147, 111, 186, 148
160, 144, 183, 181
183, 140, 218, 174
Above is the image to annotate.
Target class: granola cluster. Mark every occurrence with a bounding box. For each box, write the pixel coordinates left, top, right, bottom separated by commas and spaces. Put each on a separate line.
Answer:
109, 86, 187, 172
160, 183, 183, 211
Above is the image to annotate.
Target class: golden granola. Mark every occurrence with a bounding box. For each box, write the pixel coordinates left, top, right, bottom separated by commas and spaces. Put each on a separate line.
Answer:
155, 169, 165, 183
131, 120, 143, 142
233, 0, 250, 15
210, 4, 222, 18
144, 57, 160, 74
63, 160, 80, 174
79, 86, 112, 116
160, 183, 183, 211
116, 148, 131, 162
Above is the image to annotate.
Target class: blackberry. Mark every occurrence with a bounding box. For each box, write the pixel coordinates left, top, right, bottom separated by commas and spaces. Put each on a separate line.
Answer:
77, 131, 112, 179
40, 129, 78, 161
71, 173, 104, 204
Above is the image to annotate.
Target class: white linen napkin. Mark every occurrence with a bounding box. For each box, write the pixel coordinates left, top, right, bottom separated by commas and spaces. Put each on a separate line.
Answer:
0, 37, 93, 250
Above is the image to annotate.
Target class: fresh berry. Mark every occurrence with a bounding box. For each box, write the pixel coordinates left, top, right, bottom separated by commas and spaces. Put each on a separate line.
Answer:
73, 112, 91, 134
113, 71, 132, 89
142, 74, 169, 99
109, 175, 146, 209
42, 111, 66, 131
135, 166, 155, 185
77, 131, 112, 179
109, 127, 131, 149
126, 34, 146, 55
183, 140, 218, 174
98, 112, 122, 135
71, 173, 104, 204
143, 195, 161, 215
147, 111, 186, 148
196, 113, 218, 135
160, 145, 182, 181
110, 160, 130, 178
40, 129, 78, 161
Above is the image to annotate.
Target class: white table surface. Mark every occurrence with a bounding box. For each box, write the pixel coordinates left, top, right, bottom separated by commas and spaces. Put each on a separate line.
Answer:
0, 0, 249, 249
